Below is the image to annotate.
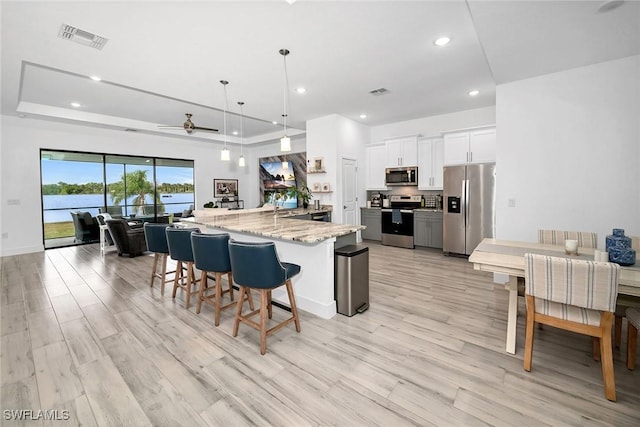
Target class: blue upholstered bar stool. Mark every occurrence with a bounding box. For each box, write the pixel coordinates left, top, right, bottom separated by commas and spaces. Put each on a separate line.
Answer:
144, 223, 175, 295
166, 227, 201, 309
191, 232, 254, 326
228, 240, 301, 355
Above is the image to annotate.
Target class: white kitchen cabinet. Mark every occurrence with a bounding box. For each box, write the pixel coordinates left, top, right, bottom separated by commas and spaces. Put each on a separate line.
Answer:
417, 137, 444, 190
385, 136, 418, 167
443, 127, 496, 165
366, 145, 387, 190
469, 128, 496, 164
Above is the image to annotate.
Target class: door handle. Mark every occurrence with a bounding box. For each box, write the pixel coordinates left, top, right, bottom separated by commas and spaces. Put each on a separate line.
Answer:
464, 179, 470, 226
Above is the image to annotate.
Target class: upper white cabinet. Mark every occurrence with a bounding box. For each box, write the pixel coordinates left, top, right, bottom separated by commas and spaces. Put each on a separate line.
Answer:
443, 127, 496, 165
366, 145, 387, 190
417, 137, 444, 190
385, 136, 418, 167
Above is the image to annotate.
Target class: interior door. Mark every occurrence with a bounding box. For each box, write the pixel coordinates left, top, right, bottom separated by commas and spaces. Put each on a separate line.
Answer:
341, 157, 358, 226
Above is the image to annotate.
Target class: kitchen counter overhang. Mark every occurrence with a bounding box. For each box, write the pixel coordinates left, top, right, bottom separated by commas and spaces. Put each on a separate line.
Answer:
181, 209, 365, 319
185, 208, 361, 244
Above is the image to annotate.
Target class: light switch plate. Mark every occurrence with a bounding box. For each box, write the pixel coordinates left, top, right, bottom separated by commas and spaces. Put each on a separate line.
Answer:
507, 198, 516, 208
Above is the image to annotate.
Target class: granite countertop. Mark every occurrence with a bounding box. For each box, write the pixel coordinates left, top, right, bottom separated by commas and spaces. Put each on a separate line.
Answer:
183, 210, 363, 244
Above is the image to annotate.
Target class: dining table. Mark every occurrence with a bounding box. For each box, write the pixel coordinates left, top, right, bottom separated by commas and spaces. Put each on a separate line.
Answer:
469, 238, 640, 354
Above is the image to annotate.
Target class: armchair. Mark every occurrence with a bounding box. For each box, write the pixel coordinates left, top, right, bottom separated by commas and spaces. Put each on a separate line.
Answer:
105, 219, 147, 257
70, 211, 100, 243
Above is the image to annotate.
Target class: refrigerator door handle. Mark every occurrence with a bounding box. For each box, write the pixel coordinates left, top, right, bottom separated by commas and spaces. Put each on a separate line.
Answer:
464, 179, 470, 228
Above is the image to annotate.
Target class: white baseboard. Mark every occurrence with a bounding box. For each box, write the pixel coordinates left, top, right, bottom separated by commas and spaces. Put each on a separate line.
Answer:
0, 244, 45, 257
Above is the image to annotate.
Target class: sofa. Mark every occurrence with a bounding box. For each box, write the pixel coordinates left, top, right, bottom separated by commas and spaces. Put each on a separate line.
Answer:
105, 219, 147, 257
70, 211, 100, 243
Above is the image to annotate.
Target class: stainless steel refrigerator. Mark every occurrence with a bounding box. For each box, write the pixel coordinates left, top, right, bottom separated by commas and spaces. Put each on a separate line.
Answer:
443, 163, 496, 256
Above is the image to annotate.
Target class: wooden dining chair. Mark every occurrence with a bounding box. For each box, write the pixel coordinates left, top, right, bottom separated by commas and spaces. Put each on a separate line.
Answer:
523, 253, 620, 401
537, 229, 598, 249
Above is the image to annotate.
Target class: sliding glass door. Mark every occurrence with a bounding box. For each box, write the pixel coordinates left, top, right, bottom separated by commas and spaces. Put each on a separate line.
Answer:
40, 150, 194, 249
41, 151, 104, 246
105, 155, 157, 218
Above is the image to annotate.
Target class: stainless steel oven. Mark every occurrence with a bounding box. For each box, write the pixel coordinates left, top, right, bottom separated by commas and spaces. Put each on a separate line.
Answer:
380, 195, 422, 249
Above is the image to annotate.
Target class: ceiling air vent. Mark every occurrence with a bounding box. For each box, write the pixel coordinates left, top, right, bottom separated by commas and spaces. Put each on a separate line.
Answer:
58, 24, 108, 50
369, 88, 389, 96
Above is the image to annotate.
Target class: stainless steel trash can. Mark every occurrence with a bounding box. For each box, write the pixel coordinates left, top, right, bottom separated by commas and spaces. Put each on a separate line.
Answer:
335, 245, 369, 316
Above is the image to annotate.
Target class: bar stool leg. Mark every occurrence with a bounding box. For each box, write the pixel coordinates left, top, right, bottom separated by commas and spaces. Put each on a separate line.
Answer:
232, 286, 247, 337
214, 272, 223, 326
160, 253, 168, 296
260, 289, 268, 355
227, 272, 234, 301
172, 260, 183, 299
185, 262, 195, 309
267, 290, 273, 319
150, 253, 159, 288
286, 279, 301, 332
196, 271, 208, 314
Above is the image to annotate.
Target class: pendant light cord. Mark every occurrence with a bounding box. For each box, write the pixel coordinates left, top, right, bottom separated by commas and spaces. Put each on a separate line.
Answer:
223, 83, 228, 148
239, 102, 244, 155
282, 51, 289, 136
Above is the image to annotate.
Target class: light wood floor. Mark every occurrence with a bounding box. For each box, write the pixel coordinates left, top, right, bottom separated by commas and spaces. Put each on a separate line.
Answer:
1, 241, 639, 426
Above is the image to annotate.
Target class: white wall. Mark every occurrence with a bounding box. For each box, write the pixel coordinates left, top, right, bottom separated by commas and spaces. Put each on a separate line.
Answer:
370, 106, 496, 143
306, 114, 369, 224
0, 116, 290, 256
496, 55, 640, 248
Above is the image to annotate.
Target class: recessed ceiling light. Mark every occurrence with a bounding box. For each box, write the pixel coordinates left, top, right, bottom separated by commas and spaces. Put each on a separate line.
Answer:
233, 131, 238, 135
89, 75, 102, 82
296, 87, 306, 94
360, 114, 367, 119
434, 36, 451, 46
468, 90, 480, 97
272, 121, 278, 125
70, 102, 81, 107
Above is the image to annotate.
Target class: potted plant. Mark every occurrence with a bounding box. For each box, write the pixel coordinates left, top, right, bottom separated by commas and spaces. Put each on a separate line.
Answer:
288, 185, 313, 209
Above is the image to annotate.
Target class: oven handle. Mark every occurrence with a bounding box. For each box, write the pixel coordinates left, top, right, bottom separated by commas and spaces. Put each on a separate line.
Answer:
381, 209, 414, 213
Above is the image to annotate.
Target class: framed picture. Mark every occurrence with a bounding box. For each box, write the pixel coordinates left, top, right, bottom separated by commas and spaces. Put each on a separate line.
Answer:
214, 179, 238, 198
322, 182, 331, 192
313, 157, 325, 172
312, 182, 321, 192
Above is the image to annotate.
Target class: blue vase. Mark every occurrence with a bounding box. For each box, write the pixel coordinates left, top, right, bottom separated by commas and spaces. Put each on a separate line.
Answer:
605, 228, 635, 266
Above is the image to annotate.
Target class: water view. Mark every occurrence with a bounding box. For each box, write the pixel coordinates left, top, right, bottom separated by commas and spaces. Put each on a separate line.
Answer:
43, 193, 194, 223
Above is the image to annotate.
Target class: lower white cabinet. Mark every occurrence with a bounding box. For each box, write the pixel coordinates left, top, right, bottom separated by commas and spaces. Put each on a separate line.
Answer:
360, 208, 381, 241
413, 211, 443, 249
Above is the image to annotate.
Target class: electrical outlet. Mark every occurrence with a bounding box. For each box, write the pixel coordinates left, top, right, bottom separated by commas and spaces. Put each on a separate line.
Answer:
508, 198, 516, 208
1, 232, 8, 239
7, 199, 20, 206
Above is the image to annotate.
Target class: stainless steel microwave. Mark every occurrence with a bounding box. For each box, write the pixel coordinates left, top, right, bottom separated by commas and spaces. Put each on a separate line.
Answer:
385, 167, 418, 186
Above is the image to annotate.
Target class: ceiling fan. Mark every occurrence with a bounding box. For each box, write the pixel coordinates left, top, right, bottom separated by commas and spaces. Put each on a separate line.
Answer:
158, 113, 218, 134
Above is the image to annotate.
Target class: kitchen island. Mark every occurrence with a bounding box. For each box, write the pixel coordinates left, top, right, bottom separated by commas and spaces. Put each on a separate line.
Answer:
182, 208, 364, 319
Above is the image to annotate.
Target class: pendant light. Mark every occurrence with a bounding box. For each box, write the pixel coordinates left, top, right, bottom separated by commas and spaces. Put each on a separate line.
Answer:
279, 48, 291, 153
237, 101, 246, 167
220, 80, 230, 161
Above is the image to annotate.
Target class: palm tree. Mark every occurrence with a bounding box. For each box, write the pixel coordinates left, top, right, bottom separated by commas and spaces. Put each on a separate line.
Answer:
108, 170, 164, 215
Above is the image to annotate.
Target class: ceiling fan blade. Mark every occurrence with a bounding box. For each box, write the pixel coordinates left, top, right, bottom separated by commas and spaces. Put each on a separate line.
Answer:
192, 126, 219, 132
158, 125, 185, 129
